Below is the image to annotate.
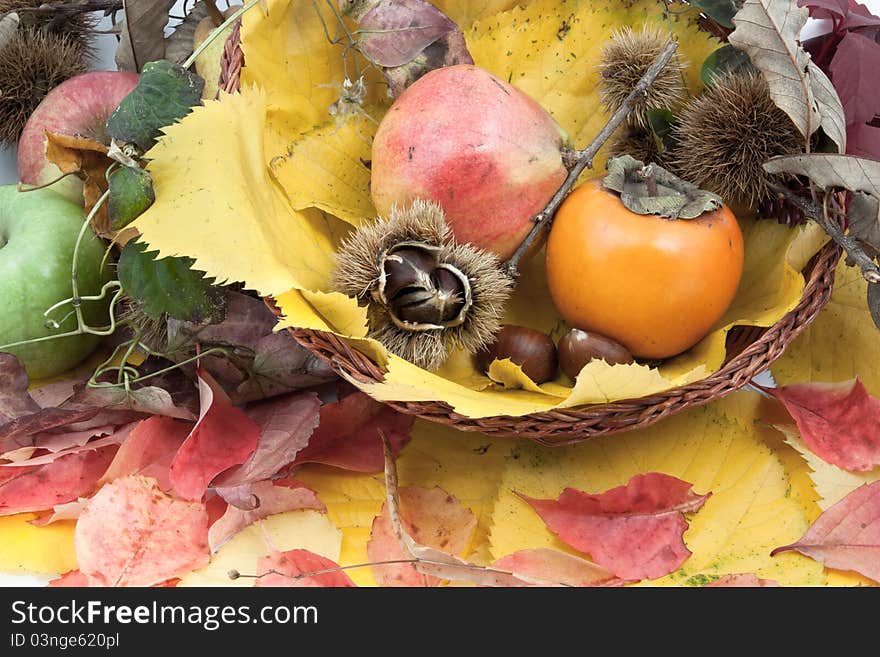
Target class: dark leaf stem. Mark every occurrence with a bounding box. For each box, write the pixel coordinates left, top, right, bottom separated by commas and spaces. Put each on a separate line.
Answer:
503, 41, 679, 278
768, 182, 880, 284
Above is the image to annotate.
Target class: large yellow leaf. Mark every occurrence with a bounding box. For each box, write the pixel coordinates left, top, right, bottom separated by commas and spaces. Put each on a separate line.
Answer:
487, 391, 824, 586
135, 87, 352, 297
178, 510, 342, 587
270, 113, 380, 226
466, 0, 719, 171
295, 420, 515, 586
0, 515, 76, 575
772, 259, 880, 395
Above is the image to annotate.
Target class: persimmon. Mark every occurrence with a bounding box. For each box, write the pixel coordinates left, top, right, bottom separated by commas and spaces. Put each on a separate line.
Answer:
545, 157, 744, 360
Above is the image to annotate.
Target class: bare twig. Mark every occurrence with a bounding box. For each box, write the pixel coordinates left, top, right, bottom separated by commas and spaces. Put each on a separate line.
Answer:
9, 1, 123, 19
769, 182, 880, 284
503, 40, 679, 277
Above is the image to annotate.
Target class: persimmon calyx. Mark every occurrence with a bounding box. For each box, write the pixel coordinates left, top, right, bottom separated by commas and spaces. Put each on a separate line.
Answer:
603, 155, 723, 219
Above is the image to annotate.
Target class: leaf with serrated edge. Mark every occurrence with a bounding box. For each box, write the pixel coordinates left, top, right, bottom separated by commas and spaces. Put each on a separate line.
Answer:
775, 424, 880, 511
772, 259, 880, 395
117, 241, 226, 323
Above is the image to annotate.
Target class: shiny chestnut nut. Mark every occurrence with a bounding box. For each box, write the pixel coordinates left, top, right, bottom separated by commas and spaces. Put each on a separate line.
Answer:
558, 328, 634, 380
477, 325, 558, 384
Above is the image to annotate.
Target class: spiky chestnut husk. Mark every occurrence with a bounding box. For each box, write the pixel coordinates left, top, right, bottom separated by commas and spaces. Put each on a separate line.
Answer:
0, 1, 97, 34
333, 200, 513, 370
598, 26, 687, 130
116, 295, 169, 354
0, 28, 90, 144
607, 123, 666, 167
670, 71, 803, 208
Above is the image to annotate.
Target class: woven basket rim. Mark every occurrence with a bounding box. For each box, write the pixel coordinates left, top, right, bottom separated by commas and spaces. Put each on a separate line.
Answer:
219, 19, 842, 445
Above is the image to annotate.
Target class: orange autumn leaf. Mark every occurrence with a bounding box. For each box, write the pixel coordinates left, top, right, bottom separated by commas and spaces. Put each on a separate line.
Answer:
367, 485, 477, 587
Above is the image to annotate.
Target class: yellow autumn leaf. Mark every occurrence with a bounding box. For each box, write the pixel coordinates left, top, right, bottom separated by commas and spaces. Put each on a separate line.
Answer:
240, 0, 386, 140
433, 0, 520, 28
487, 391, 825, 586
0, 515, 76, 575
775, 425, 880, 511
270, 113, 380, 226
772, 259, 880, 395
134, 86, 353, 297
178, 510, 341, 587
295, 419, 515, 586
467, 0, 719, 171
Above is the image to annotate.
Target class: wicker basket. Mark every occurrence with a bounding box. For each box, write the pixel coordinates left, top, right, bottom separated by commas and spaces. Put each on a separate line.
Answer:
218, 21, 842, 446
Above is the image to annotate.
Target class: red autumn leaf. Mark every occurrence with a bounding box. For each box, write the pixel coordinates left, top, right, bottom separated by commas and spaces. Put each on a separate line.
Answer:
2, 424, 115, 463
3, 423, 135, 467
490, 548, 625, 587
707, 574, 781, 587
518, 472, 711, 581
47, 570, 90, 587
829, 31, 880, 126
100, 416, 192, 491
848, 122, 880, 160
0, 353, 39, 423
208, 479, 326, 552
0, 446, 117, 516
367, 485, 476, 587
170, 368, 260, 500
211, 391, 321, 496
255, 548, 356, 587
763, 378, 880, 471
293, 391, 413, 472
75, 475, 210, 586
771, 480, 880, 582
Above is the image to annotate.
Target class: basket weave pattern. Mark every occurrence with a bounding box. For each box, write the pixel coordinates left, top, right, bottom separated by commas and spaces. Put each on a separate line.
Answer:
219, 22, 841, 446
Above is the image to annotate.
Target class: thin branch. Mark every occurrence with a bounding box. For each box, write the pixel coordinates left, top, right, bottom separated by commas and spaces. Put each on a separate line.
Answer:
503, 40, 679, 277
769, 182, 880, 284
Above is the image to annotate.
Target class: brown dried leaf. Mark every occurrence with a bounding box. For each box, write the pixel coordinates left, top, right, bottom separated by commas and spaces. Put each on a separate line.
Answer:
729, 0, 846, 152
0, 353, 39, 424
763, 153, 880, 197
164, 0, 212, 65
115, 0, 176, 73
849, 191, 880, 259
44, 132, 115, 239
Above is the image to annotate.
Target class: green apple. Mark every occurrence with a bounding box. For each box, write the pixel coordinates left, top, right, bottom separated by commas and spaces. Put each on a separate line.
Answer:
0, 185, 112, 379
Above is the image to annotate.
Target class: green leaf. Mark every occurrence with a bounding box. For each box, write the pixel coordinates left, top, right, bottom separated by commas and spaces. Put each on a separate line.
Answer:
118, 241, 227, 324
106, 60, 205, 152
108, 166, 155, 230
646, 108, 678, 152
700, 44, 754, 86
688, 0, 741, 28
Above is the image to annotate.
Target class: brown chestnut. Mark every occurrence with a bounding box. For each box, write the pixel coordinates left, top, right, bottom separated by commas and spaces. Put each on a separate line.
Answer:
477, 325, 558, 384
558, 328, 634, 380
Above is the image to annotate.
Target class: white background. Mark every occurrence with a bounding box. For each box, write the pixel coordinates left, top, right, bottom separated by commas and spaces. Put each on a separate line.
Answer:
0, 5, 866, 183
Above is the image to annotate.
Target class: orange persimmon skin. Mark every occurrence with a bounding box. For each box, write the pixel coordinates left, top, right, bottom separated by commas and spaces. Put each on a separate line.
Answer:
546, 178, 744, 359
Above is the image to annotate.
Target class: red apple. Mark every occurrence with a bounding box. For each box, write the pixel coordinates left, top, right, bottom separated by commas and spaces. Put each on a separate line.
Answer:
18, 71, 139, 204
